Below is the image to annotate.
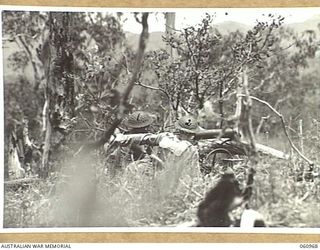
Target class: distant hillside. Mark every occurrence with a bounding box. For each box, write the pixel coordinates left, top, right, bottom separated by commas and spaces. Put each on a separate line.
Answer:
286, 14, 320, 34
3, 40, 35, 83
125, 21, 251, 51
126, 15, 320, 51
126, 31, 166, 51
214, 21, 251, 35
4, 14, 320, 84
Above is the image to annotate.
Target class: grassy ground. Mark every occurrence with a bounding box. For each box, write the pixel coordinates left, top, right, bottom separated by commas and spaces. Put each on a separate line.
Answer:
3, 139, 320, 228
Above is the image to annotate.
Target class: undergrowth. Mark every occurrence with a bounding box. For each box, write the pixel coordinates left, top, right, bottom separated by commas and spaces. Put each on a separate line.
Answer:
4, 145, 320, 228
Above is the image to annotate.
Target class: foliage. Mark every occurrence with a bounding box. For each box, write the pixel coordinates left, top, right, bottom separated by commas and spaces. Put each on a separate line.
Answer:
252, 156, 320, 227
3, 11, 130, 147
3, 11, 320, 228
4, 77, 43, 138
4, 154, 320, 227
3, 11, 46, 40
7, 51, 29, 71
248, 27, 320, 136
143, 14, 320, 139
144, 14, 285, 121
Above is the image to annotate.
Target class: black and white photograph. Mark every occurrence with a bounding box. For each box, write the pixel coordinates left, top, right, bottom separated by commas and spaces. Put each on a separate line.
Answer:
1, 6, 320, 230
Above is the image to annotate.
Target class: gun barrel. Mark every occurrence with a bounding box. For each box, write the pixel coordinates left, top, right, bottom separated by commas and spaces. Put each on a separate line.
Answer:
194, 128, 236, 140
114, 133, 162, 146
113, 129, 237, 146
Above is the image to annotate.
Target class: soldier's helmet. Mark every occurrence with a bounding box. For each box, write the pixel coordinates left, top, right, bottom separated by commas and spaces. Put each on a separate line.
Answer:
175, 115, 200, 134
124, 111, 155, 129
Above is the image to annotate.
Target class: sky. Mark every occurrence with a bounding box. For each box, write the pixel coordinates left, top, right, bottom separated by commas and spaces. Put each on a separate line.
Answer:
0, 5, 319, 33
120, 8, 320, 33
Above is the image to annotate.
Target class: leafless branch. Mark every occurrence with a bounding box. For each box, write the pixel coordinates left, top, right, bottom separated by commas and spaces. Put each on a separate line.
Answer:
179, 180, 202, 198
17, 35, 41, 91
222, 77, 237, 96
260, 25, 274, 51
184, 29, 197, 66
274, 96, 288, 109
122, 52, 131, 74
88, 12, 95, 25
239, 94, 314, 166
78, 113, 106, 132
135, 81, 171, 101
253, 72, 275, 91
164, 24, 183, 33
134, 12, 142, 24
255, 115, 270, 134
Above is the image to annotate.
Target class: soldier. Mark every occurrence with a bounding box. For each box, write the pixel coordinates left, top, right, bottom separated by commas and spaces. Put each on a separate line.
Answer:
175, 115, 201, 142
158, 115, 201, 156
105, 111, 162, 178
123, 111, 156, 161
155, 115, 202, 197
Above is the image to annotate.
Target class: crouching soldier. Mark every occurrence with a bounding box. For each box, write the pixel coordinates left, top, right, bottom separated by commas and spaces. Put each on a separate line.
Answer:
123, 111, 164, 178
154, 115, 202, 197
105, 111, 163, 178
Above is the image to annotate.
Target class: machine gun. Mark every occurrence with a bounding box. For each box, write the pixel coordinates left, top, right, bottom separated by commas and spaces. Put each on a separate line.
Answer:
110, 128, 238, 146
109, 129, 288, 160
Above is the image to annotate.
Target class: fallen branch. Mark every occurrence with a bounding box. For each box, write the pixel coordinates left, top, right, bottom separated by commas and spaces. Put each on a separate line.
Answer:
5, 177, 41, 187
179, 180, 203, 198
241, 141, 289, 159
238, 94, 314, 166
298, 191, 309, 203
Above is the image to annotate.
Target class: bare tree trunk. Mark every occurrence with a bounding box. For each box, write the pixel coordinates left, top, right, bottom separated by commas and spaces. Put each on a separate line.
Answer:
40, 12, 75, 178
299, 119, 304, 154
15, 36, 42, 92
41, 108, 51, 178
165, 12, 176, 57
7, 127, 25, 180
234, 79, 243, 134
239, 68, 256, 154
218, 82, 224, 128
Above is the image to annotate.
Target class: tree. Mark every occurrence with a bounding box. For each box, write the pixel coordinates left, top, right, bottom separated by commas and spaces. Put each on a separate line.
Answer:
40, 12, 75, 178
3, 11, 47, 91
144, 14, 285, 126
165, 12, 176, 57
3, 11, 129, 178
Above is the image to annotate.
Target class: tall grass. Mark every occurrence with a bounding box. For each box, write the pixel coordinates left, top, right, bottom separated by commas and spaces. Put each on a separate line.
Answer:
4, 137, 320, 228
